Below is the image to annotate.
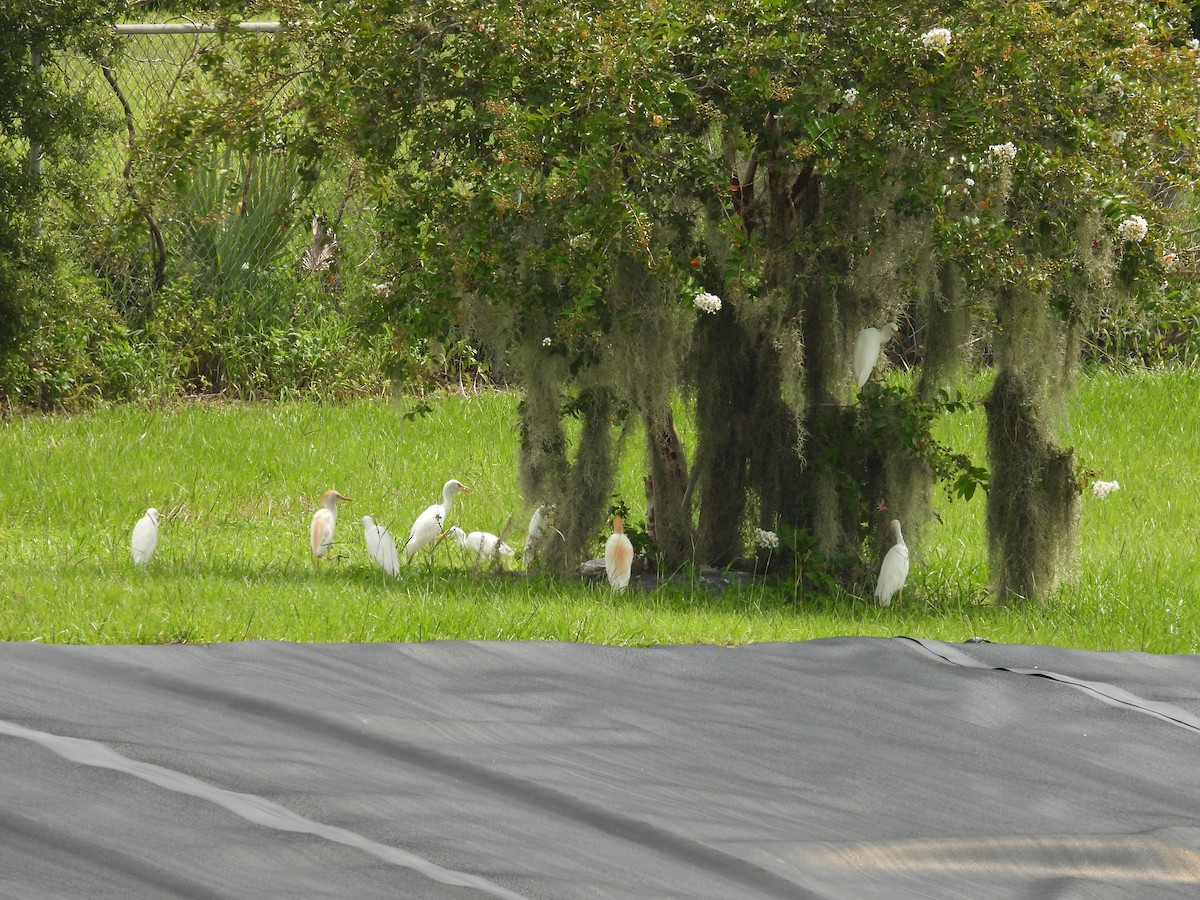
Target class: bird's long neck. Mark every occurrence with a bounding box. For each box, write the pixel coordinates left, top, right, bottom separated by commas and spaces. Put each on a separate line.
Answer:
613, 516, 625, 534
442, 485, 456, 515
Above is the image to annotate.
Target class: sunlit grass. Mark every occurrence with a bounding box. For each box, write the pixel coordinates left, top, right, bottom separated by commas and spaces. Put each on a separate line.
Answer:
1, 370, 1198, 651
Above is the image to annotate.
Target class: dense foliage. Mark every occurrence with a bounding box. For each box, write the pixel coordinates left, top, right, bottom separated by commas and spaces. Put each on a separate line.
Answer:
4, 2, 1199, 604
292, 0, 1200, 601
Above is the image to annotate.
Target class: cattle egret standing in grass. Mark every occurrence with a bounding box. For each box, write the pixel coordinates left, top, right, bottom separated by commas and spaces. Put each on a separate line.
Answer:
874, 518, 910, 608
131, 508, 160, 565
523, 505, 549, 567
444, 525, 515, 563
605, 516, 634, 592
310, 490, 352, 561
853, 321, 900, 391
405, 479, 470, 561
362, 516, 401, 576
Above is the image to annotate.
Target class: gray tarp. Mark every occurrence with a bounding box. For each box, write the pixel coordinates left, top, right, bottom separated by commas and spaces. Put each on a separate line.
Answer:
1, 637, 1198, 899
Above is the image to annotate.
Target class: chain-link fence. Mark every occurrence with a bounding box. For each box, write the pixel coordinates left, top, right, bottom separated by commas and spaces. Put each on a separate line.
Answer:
47, 19, 371, 305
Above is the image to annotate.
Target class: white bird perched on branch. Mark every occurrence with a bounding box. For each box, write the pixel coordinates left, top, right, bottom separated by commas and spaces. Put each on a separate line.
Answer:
443, 525, 515, 563
853, 321, 900, 391
523, 504, 549, 567
405, 479, 470, 561
874, 518, 910, 608
362, 515, 401, 576
311, 490, 352, 561
605, 516, 634, 592
131, 508, 160, 565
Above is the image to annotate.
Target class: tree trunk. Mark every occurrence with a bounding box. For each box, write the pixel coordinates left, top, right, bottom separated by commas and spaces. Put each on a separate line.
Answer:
644, 407, 693, 565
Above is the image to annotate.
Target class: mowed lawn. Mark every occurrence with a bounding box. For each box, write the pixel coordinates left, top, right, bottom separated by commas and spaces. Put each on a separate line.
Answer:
1, 367, 1197, 651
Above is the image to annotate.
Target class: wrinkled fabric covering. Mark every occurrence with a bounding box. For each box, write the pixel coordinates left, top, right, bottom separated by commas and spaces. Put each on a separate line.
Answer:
1, 637, 1198, 899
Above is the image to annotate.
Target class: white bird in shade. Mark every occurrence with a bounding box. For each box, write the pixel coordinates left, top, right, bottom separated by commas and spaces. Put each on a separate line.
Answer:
853, 321, 900, 391
362, 515, 401, 576
605, 515, 634, 592
523, 504, 549, 567
405, 479, 471, 561
310, 490, 352, 561
874, 518, 910, 608
131, 508, 160, 565
443, 525, 516, 562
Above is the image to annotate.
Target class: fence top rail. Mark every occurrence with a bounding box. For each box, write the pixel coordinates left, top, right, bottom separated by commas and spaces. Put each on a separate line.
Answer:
114, 21, 282, 35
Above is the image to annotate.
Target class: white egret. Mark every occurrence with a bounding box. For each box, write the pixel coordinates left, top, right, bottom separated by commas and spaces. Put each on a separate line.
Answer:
604, 516, 634, 592
362, 515, 401, 576
444, 525, 516, 563
405, 479, 471, 561
310, 490, 352, 561
131, 508, 160, 566
874, 518, 910, 608
523, 505, 549, 567
853, 321, 900, 391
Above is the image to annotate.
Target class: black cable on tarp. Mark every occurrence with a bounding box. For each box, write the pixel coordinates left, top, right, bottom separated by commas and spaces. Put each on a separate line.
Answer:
899, 637, 1200, 735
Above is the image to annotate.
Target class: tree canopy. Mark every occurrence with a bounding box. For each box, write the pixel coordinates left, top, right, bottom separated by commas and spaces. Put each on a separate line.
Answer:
281, 2, 1200, 598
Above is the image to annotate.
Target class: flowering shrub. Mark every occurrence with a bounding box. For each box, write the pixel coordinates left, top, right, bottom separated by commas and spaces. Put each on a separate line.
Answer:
920, 27, 953, 51
1117, 215, 1149, 243
753, 528, 780, 550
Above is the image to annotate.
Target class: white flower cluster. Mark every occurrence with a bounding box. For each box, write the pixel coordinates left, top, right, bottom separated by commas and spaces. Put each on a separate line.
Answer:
1117, 215, 1148, 243
988, 142, 1018, 163
693, 291, 722, 314
542, 337, 553, 347
1092, 480, 1121, 499
921, 27, 952, 51
1111, 129, 1127, 146
753, 528, 779, 550
1188, 38, 1199, 51
843, 87, 859, 105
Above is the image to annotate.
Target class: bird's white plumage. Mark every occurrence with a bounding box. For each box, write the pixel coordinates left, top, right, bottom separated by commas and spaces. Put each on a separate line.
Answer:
446, 525, 515, 562
853, 322, 899, 391
362, 515, 401, 576
605, 516, 634, 591
523, 505, 549, 567
874, 518, 910, 607
311, 490, 351, 560
131, 508, 159, 565
405, 479, 470, 560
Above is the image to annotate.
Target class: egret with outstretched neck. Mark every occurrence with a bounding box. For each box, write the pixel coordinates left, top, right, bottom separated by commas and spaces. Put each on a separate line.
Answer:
874, 518, 910, 607
405, 479, 470, 561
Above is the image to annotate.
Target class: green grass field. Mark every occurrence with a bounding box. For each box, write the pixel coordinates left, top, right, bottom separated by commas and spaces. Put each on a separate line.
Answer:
1, 368, 1197, 651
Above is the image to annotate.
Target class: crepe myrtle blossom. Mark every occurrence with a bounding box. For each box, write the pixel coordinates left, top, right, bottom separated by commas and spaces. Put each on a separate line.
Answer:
920, 27, 952, 51
1117, 215, 1148, 243
1111, 129, 1127, 146
1092, 480, 1120, 499
843, 87, 859, 105
988, 142, 1018, 164
693, 291, 722, 314
753, 528, 779, 550
1188, 38, 1199, 51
